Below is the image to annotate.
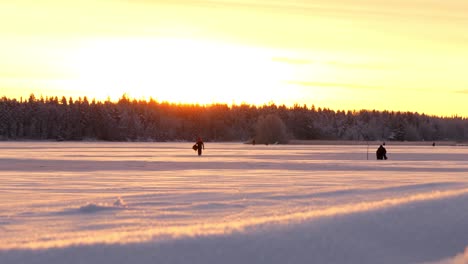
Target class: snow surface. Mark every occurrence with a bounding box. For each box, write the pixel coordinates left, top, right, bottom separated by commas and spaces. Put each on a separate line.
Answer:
0, 142, 467, 264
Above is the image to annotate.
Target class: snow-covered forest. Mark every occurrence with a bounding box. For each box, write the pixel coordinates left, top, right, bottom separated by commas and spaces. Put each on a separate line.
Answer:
1, 94, 467, 142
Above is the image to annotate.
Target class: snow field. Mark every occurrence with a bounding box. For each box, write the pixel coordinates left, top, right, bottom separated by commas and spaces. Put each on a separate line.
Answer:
0, 142, 467, 263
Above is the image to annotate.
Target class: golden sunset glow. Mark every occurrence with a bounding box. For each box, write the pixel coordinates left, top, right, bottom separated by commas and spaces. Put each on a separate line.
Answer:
67, 38, 300, 105
1, 0, 468, 116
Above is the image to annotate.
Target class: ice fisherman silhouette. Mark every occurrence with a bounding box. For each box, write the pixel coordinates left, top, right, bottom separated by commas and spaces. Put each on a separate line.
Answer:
193, 137, 205, 156
376, 145, 387, 160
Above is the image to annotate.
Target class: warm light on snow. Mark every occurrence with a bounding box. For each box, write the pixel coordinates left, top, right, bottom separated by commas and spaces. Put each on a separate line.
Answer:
0, 142, 467, 263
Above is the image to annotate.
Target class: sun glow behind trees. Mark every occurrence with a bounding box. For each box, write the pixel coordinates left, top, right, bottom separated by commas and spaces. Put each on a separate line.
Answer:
67, 38, 301, 105
1, 0, 468, 116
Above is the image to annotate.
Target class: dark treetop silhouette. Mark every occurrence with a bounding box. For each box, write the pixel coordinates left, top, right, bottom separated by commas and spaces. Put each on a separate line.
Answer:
1, 94, 467, 142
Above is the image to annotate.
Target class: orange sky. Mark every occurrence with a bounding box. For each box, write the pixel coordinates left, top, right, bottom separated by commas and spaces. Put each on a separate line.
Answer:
1, 0, 468, 116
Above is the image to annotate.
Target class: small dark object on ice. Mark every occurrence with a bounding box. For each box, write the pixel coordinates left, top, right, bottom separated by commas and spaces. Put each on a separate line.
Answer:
376, 145, 388, 160
195, 137, 205, 156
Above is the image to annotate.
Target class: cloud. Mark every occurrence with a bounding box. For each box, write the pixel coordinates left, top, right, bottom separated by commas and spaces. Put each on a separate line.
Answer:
157, 0, 468, 21
325, 60, 396, 70
286, 80, 382, 90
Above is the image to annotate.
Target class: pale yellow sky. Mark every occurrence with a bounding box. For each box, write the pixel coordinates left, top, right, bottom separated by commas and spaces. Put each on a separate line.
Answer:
1, 0, 468, 116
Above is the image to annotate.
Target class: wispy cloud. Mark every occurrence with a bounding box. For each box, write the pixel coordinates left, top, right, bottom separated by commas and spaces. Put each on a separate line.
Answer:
286, 80, 382, 90
160, 0, 468, 21
325, 60, 396, 71
288, 80, 467, 95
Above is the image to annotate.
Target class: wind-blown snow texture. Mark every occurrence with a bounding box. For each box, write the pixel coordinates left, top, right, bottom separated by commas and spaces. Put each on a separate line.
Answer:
0, 142, 467, 264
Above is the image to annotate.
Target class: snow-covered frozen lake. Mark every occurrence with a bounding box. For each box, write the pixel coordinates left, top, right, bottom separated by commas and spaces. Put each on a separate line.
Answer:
1, 142, 467, 264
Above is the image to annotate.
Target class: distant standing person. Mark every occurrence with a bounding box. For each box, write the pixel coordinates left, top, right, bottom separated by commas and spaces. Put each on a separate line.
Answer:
376, 145, 387, 160
195, 137, 205, 156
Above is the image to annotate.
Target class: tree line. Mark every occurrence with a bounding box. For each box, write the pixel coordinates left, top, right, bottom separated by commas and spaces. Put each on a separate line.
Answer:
1, 94, 467, 143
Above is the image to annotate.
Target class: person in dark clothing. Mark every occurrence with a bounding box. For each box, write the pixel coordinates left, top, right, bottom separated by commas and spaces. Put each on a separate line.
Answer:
376, 145, 387, 160
195, 137, 205, 156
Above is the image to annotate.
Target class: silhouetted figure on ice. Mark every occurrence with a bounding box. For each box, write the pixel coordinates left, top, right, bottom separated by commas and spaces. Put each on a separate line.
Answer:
376, 145, 387, 160
193, 137, 205, 156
